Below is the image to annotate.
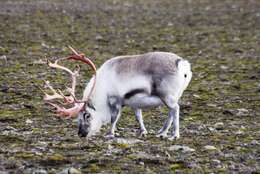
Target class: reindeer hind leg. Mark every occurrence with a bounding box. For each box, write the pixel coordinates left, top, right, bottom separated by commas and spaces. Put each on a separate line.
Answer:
156, 95, 180, 140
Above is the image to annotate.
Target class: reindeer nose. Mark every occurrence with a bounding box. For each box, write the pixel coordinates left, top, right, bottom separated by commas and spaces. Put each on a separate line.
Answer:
78, 125, 88, 137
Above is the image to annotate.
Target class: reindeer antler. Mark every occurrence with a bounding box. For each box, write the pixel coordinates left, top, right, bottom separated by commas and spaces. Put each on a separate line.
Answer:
42, 46, 97, 118
66, 46, 97, 103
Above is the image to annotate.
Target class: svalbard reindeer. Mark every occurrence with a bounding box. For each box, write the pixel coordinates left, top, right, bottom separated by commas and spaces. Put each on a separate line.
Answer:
43, 47, 192, 140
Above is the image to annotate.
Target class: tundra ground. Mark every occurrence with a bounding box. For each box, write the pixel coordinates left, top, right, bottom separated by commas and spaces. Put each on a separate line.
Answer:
0, 0, 259, 173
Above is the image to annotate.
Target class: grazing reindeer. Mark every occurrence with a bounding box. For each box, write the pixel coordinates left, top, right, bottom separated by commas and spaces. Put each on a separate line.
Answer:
43, 47, 192, 140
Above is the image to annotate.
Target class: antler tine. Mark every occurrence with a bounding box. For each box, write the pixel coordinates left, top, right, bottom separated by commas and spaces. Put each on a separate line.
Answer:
36, 80, 64, 102
44, 80, 58, 95
68, 45, 79, 55
44, 59, 81, 104
36, 83, 52, 99
71, 65, 80, 96
67, 46, 97, 72
65, 46, 97, 103
43, 80, 65, 101
45, 101, 84, 118
47, 59, 74, 75
43, 46, 97, 118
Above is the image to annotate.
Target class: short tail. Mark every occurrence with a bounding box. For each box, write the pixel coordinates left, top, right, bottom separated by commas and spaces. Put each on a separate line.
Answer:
177, 59, 191, 73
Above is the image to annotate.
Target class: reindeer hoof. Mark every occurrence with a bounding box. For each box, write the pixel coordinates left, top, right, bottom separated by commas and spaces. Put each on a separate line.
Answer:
138, 129, 148, 138
168, 134, 180, 141
105, 133, 115, 139
156, 132, 168, 138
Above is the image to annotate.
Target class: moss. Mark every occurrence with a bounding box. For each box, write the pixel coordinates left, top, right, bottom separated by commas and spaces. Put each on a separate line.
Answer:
170, 163, 184, 171
145, 169, 156, 174
89, 164, 99, 173
217, 168, 227, 173
15, 152, 35, 159
115, 143, 129, 149
0, 135, 25, 144
48, 154, 66, 161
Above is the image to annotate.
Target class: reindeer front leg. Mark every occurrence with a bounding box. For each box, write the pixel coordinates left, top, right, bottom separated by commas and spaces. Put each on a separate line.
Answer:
134, 108, 148, 137
106, 96, 122, 138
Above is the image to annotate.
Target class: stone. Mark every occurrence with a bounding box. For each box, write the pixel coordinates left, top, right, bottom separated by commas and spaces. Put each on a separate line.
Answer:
235, 130, 244, 135
68, 168, 82, 174
33, 170, 47, 174
204, 145, 217, 150
212, 159, 221, 165
58, 167, 81, 174
214, 122, 224, 130
115, 138, 143, 145
237, 108, 249, 116
26, 119, 33, 124
220, 65, 228, 70
193, 94, 201, 99
95, 34, 103, 41
250, 140, 259, 145
139, 161, 145, 165
208, 127, 216, 132
0, 55, 7, 64
168, 145, 195, 152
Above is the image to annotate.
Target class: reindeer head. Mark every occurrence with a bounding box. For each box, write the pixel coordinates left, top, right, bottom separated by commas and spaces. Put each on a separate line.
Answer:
42, 46, 97, 138
77, 100, 101, 137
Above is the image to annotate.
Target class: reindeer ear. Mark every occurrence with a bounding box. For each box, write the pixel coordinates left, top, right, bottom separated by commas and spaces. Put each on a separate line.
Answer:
175, 59, 181, 68
86, 100, 96, 111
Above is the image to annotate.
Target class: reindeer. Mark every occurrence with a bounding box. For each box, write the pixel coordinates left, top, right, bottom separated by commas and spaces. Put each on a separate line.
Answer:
42, 47, 192, 140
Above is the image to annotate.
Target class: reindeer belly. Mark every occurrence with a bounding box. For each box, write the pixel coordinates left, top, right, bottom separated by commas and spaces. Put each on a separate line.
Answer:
123, 93, 163, 109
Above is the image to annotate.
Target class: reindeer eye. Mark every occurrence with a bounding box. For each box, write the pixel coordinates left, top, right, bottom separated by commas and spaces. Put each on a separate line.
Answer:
83, 113, 90, 120
184, 74, 187, 78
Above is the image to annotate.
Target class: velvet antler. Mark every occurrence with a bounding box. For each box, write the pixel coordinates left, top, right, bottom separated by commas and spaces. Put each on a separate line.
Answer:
43, 46, 96, 118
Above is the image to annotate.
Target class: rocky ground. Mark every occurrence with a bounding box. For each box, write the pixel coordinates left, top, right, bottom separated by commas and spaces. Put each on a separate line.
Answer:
0, 0, 259, 173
